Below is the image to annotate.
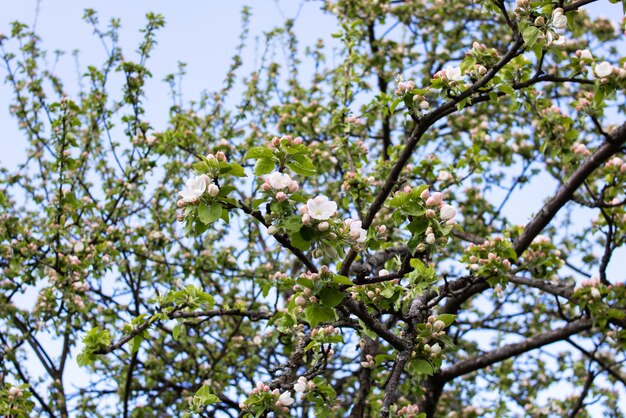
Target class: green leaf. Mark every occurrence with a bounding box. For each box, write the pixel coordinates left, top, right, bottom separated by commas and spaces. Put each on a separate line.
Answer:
411, 358, 434, 376
254, 158, 275, 176
130, 332, 144, 354
227, 162, 246, 177
244, 146, 274, 159
173, 323, 184, 341
318, 287, 345, 307
198, 203, 222, 224
193, 385, 219, 406
300, 225, 316, 241
332, 274, 354, 286
304, 304, 337, 327
389, 97, 402, 114
522, 26, 541, 48
289, 230, 311, 251
286, 154, 316, 176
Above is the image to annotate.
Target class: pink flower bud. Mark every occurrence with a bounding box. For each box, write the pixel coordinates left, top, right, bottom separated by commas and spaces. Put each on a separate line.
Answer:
425, 209, 436, 218
261, 182, 272, 191
302, 214, 311, 225
288, 181, 299, 193
420, 188, 430, 200
276, 192, 288, 202
216, 151, 226, 161
293, 137, 303, 144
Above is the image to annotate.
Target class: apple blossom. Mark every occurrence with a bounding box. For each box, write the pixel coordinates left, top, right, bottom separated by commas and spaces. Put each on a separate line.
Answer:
306, 195, 337, 220
426, 192, 444, 207
439, 204, 457, 221
348, 220, 367, 243
430, 343, 442, 355
294, 377, 308, 393
551, 8, 567, 30
443, 66, 463, 82
595, 61, 613, 78
179, 174, 209, 202
267, 172, 293, 190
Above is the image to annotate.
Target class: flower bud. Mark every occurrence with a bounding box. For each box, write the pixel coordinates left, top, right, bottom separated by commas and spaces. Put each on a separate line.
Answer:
215, 151, 226, 161
433, 320, 446, 332
267, 225, 279, 235
286, 181, 298, 193
275, 192, 288, 202
318, 222, 330, 232
207, 183, 220, 197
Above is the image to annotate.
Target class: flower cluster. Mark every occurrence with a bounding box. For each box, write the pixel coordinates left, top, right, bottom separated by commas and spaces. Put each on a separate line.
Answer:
546, 8, 567, 46
294, 195, 368, 251
388, 185, 459, 252
267, 135, 303, 149
261, 171, 299, 202
177, 152, 227, 207
594, 61, 626, 80
433, 66, 463, 83
464, 41, 499, 75
523, 235, 564, 278
397, 404, 420, 418
604, 156, 626, 173
242, 383, 294, 415
394, 74, 416, 95
462, 237, 515, 285
574, 276, 602, 299
293, 376, 316, 394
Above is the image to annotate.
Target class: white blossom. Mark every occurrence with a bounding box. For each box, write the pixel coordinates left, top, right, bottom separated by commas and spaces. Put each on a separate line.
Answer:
579, 49, 593, 60
349, 220, 367, 243
307, 195, 337, 220
294, 377, 308, 393
551, 8, 567, 30
179, 175, 208, 202
444, 66, 463, 82
268, 172, 293, 190
595, 61, 613, 78
278, 391, 294, 406
439, 204, 457, 221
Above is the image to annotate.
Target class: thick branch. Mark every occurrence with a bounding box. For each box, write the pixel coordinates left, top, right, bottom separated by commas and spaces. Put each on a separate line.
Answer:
438, 318, 592, 382
515, 122, 626, 256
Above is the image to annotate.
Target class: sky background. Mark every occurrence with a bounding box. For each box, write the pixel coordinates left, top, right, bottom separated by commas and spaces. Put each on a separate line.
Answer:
1, 0, 625, 414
